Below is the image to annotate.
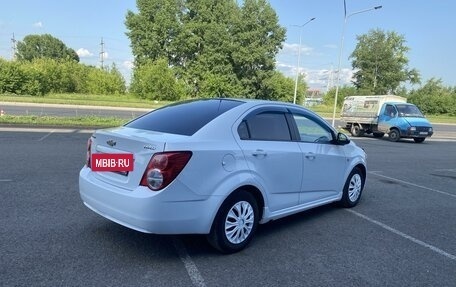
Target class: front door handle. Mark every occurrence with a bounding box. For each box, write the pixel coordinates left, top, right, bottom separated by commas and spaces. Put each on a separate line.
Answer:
305, 152, 316, 160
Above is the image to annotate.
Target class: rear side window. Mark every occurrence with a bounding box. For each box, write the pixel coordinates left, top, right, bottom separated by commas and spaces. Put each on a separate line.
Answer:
238, 112, 292, 141
126, 99, 243, 136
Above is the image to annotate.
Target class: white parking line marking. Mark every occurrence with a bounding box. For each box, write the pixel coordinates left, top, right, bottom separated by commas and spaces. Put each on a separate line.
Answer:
369, 172, 456, 199
434, 168, 456, 173
0, 179, 13, 182
173, 237, 206, 287
37, 130, 55, 141
347, 209, 456, 261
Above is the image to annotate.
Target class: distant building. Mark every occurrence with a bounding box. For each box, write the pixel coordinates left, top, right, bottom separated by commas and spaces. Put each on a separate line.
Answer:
306, 89, 322, 99
304, 89, 323, 107
293, 89, 326, 106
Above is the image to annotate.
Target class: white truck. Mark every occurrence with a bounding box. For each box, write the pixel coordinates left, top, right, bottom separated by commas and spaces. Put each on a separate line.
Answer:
340, 95, 433, 143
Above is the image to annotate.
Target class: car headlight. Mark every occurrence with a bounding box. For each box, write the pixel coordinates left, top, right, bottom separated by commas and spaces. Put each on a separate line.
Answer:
409, 127, 416, 131
429, 127, 433, 132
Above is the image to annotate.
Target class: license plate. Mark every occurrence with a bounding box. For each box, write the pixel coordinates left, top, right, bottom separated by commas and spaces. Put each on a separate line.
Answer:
91, 153, 134, 172
419, 132, 428, 135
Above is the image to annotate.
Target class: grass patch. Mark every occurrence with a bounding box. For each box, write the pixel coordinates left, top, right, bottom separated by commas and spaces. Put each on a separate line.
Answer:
0, 93, 169, 109
307, 105, 338, 118
425, 114, 456, 124
0, 115, 126, 128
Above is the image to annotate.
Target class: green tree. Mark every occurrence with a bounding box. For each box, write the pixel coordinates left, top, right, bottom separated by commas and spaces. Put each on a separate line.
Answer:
350, 29, 419, 94
86, 64, 126, 95
408, 78, 456, 115
125, 0, 182, 67
130, 58, 185, 101
0, 59, 27, 94
125, 0, 285, 99
263, 72, 306, 103
232, 0, 286, 99
16, 34, 79, 62
26, 58, 75, 94
176, 0, 243, 98
323, 85, 357, 107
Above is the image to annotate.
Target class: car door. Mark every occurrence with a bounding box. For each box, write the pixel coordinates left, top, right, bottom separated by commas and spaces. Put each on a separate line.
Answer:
235, 107, 303, 212
377, 104, 397, 133
289, 110, 348, 204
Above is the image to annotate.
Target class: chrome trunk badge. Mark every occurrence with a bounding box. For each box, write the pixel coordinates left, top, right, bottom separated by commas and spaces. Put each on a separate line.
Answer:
106, 139, 116, 147
144, 144, 156, 150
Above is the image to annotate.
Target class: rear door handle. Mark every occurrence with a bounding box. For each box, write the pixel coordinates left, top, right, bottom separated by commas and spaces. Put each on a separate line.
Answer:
252, 149, 267, 157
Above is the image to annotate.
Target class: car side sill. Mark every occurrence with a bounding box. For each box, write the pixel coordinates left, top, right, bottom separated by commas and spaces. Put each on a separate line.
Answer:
259, 195, 341, 224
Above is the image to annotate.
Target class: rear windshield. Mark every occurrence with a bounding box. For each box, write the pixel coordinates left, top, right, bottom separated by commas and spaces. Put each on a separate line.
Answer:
125, 99, 244, 136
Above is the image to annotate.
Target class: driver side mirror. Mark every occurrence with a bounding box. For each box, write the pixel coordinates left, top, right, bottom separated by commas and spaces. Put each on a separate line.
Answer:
336, 132, 350, 145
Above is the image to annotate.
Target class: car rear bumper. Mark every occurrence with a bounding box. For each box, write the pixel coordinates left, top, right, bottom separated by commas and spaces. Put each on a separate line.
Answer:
79, 167, 220, 234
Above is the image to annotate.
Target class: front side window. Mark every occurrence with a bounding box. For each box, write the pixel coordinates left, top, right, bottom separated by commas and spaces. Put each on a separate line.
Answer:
384, 104, 397, 117
293, 114, 332, 143
238, 112, 291, 141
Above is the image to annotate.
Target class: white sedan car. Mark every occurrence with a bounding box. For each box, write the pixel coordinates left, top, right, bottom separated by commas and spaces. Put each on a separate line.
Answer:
79, 99, 367, 253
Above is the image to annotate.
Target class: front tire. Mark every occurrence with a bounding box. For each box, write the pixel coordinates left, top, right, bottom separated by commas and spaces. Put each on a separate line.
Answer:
388, 128, 401, 142
340, 167, 365, 208
207, 191, 259, 253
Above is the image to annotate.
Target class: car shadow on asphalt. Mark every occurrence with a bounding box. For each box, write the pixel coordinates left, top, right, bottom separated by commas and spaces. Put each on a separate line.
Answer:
179, 203, 343, 257
85, 219, 179, 260
84, 203, 346, 258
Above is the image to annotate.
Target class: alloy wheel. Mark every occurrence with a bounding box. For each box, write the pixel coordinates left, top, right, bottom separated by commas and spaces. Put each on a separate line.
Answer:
224, 201, 254, 244
348, 173, 362, 202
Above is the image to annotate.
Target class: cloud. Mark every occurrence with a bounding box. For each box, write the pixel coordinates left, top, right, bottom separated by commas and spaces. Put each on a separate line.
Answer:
123, 60, 134, 69
275, 61, 354, 91
101, 51, 109, 60
304, 68, 354, 90
281, 42, 313, 56
76, 48, 93, 58
33, 21, 43, 28
276, 40, 357, 90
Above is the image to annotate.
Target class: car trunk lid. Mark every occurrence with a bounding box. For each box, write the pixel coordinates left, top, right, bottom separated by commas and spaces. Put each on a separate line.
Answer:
90, 127, 167, 191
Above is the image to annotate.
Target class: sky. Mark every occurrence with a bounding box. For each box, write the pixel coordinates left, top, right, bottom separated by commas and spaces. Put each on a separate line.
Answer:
0, 0, 455, 92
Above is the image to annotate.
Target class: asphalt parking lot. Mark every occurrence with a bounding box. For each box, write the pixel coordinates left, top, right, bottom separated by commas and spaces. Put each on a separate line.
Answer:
1, 128, 455, 287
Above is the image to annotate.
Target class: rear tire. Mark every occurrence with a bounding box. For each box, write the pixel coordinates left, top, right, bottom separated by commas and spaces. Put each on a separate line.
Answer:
350, 124, 364, 137
339, 167, 365, 208
207, 191, 259, 253
388, 128, 400, 142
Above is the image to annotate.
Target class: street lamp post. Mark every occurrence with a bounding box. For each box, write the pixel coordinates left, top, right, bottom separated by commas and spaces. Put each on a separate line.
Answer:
331, 2, 382, 126
293, 17, 316, 105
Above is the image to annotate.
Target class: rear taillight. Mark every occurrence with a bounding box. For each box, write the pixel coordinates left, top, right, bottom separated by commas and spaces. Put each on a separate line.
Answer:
86, 137, 92, 168
140, 151, 192, 191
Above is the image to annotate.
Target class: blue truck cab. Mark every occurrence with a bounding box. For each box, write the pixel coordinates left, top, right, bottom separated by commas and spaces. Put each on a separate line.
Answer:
377, 102, 433, 143
341, 95, 433, 143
